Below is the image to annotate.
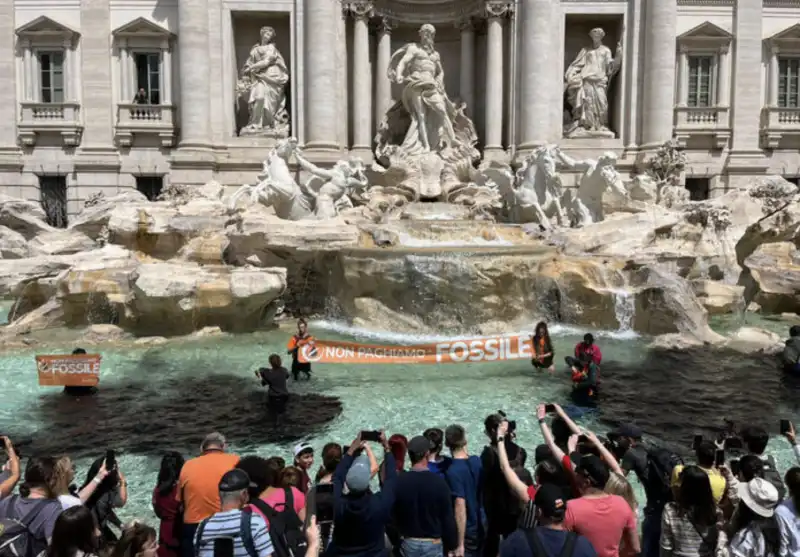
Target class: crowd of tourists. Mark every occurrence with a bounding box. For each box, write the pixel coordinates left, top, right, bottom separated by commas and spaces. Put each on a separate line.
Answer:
1, 404, 799, 557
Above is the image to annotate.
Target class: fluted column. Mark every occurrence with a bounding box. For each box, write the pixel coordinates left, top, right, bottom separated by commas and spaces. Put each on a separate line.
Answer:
484, 2, 511, 157
518, 0, 552, 150
730, 0, 762, 154
458, 18, 475, 116
177, 0, 210, 149
717, 46, 729, 107
769, 45, 779, 106
374, 17, 393, 132
305, 0, 342, 151
344, 1, 374, 155
641, 0, 676, 148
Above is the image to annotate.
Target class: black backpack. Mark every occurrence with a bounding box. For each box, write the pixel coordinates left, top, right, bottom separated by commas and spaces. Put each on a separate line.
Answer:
251, 490, 307, 557
762, 455, 787, 501
194, 508, 258, 557
0, 497, 51, 557
642, 447, 684, 506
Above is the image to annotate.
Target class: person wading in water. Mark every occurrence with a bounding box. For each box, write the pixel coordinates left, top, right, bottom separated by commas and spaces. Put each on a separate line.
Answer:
287, 319, 314, 381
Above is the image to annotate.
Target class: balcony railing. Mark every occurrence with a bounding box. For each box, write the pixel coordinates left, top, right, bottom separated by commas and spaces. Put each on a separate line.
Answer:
761, 106, 800, 149
115, 103, 176, 147
673, 106, 731, 150
18, 101, 82, 147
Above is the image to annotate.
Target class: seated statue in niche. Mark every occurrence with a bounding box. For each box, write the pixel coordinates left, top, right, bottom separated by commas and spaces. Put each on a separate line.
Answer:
563, 27, 622, 139
237, 26, 290, 137
373, 23, 480, 200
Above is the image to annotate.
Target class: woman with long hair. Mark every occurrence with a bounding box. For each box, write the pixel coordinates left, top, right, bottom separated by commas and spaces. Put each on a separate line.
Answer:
80, 455, 128, 546
720, 477, 781, 557
111, 522, 158, 557
151, 452, 184, 557
379, 434, 408, 487
309, 443, 342, 550
776, 467, 799, 557
531, 322, 555, 373
660, 465, 719, 557
46, 506, 101, 557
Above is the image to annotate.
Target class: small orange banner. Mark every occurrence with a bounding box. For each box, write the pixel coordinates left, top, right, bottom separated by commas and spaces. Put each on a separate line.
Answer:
36, 354, 102, 387
298, 335, 535, 364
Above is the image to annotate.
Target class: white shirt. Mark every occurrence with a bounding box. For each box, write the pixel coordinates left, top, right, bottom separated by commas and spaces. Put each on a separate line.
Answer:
58, 494, 82, 510
777, 498, 799, 557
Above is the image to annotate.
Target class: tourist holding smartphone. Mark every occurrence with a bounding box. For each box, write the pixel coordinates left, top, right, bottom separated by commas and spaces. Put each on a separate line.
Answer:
0, 436, 20, 499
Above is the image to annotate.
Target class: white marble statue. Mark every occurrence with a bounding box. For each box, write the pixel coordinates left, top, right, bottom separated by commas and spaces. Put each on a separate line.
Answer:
564, 28, 622, 138
295, 151, 368, 219
375, 24, 479, 168
513, 145, 567, 227
556, 150, 629, 226
237, 26, 290, 137
227, 138, 359, 220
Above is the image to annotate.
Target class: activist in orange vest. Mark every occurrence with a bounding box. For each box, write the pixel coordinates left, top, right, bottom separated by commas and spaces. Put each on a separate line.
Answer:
287, 318, 314, 380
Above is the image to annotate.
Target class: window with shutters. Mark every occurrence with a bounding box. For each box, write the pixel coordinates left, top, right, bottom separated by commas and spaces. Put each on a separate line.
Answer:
38, 51, 65, 103
778, 57, 800, 109
687, 56, 714, 108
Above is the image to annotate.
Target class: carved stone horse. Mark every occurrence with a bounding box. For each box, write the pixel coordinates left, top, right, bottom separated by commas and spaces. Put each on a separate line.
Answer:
514, 145, 567, 228
227, 138, 315, 220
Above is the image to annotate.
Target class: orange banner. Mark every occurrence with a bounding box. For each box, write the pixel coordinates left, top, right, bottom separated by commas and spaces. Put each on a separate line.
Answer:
36, 354, 102, 387
298, 335, 535, 364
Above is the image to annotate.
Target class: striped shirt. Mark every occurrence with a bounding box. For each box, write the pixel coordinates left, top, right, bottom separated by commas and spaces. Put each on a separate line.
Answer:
194, 509, 274, 557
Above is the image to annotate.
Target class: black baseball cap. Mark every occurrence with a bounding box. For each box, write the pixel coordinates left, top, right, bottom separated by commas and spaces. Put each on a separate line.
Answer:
407, 436, 434, 455
219, 469, 256, 492
534, 483, 567, 520
575, 454, 609, 489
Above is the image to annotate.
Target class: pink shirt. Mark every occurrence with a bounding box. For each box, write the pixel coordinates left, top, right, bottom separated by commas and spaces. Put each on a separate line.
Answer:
249, 487, 306, 525
575, 343, 602, 366
564, 495, 636, 557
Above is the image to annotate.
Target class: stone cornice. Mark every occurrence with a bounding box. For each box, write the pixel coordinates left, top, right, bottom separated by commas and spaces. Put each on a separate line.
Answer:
677, 0, 734, 6
763, 0, 800, 6
371, 0, 485, 25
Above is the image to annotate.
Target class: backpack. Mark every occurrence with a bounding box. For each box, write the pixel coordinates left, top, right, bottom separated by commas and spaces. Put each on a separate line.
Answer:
524, 529, 578, 557
194, 509, 258, 557
642, 447, 684, 506
762, 455, 787, 501
251, 489, 307, 557
0, 497, 51, 557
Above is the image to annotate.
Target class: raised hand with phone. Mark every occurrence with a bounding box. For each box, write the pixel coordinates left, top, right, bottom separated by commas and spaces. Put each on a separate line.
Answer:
0, 436, 21, 499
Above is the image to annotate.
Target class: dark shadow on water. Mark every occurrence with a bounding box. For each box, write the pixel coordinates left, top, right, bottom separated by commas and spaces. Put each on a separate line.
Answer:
597, 347, 800, 453
6, 351, 342, 458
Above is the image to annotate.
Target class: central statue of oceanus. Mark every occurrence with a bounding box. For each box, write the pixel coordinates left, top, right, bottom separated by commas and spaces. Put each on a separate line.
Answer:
372, 24, 480, 201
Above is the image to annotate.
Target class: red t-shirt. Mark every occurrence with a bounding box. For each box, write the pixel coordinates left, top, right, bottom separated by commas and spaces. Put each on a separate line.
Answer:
564, 495, 636, 557
574, 343, 602, 365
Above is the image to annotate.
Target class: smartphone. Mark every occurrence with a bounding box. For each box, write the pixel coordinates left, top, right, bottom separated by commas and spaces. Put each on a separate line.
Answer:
314, 483, 335, 523
360, 430, 381, 443
105, 449, 116, 471
692, 435, 702, 450
730, 459, 741, 477
577, 435, 589, 443
213, 538, 234, 557
544, 404, 556, 413
714, 449, 725, 467
780, 419, 792, 435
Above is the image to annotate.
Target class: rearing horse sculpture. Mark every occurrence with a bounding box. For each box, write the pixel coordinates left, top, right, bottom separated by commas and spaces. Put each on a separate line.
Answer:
512, 145, 567, 228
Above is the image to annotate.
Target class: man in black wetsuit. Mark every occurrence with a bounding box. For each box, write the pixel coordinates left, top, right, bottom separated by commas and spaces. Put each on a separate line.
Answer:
63, 348, 98, 396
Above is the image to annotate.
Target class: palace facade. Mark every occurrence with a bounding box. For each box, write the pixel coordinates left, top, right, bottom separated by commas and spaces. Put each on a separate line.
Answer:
1, 0, 800, 223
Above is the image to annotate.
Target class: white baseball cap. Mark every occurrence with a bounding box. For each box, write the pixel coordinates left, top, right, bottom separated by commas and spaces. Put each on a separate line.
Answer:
294, 442, 313, 458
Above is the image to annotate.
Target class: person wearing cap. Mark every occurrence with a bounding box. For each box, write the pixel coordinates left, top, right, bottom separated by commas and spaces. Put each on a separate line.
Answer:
177, 433, 240, 557
721, 477, 781, 557
293, 443, 314, 494
393, 435, 457, 557
499, 484, 597, 557
193, 469, 274, 557
328, 431, 397, 557
607, 423, 647, 482
574, 334, 602, 366
563, 455, 639, 557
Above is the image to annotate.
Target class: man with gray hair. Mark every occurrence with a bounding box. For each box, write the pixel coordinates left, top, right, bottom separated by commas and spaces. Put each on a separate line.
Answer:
194, 469, 274, 557
178, 433, 240, 557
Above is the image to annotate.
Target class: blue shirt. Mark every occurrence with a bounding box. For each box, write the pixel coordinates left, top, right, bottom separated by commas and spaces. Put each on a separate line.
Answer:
500, 528, 596, 557
393, 469, 458, 551
444, 456, 484, 541
428, 457, 453, 478
194, 508, 274, 557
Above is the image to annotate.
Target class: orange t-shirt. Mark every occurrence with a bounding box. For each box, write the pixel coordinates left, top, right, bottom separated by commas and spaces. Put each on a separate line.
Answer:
177, 451, 240, 524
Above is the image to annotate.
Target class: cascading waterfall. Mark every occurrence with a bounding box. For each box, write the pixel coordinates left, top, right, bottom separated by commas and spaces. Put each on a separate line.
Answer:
612, 289, 635, 333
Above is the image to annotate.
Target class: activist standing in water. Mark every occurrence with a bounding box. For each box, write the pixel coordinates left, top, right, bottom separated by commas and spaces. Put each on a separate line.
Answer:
531, 321, 555, 373
287, 318, 314, 380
